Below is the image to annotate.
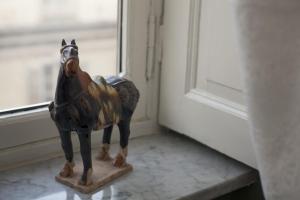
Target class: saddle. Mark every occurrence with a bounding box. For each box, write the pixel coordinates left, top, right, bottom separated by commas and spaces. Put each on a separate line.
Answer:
93, 75, 126, 88
105, 76, 126, 86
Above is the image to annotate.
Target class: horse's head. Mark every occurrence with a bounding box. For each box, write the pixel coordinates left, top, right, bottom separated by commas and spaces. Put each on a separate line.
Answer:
60, 39, 80, 77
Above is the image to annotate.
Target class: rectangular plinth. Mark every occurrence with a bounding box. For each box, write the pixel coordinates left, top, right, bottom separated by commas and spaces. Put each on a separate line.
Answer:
55, 159, 133, 194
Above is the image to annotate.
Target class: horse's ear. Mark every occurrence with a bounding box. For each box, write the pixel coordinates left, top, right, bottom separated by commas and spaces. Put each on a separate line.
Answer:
71, 39, 76, 45
61, 39, 67, 46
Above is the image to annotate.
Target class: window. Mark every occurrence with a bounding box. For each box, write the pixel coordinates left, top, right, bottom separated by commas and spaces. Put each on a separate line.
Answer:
0, 0, 118, 111
0, 0, 156, 170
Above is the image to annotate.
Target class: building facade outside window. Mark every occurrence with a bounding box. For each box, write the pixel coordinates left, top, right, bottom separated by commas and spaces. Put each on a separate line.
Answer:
0, 0, 118, 111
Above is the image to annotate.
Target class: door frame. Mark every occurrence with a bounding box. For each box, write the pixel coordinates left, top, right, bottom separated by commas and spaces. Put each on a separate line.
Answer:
159, 0, 256, 168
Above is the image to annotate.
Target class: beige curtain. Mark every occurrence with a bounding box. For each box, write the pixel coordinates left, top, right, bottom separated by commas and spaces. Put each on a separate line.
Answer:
233, 0, 300, 199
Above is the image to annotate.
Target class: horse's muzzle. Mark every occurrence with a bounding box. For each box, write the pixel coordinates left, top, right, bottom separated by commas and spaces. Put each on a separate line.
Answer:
65, 58, 79, 77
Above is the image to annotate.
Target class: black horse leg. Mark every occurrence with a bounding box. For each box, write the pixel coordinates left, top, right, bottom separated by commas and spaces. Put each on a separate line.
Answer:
59, 130, 73, 162
96, 126, 113, 160
114, 117, 131, 167
58, 130, 74, 177
78, 131, 92, 185
103, 125, 113, 144
118, 119, 131, 148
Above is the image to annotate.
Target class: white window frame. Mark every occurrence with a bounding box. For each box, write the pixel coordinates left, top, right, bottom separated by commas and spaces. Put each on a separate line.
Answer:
0, 0, 163, 170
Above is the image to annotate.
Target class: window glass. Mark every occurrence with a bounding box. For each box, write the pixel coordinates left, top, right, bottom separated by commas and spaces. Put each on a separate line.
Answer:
0, 0, 118, 111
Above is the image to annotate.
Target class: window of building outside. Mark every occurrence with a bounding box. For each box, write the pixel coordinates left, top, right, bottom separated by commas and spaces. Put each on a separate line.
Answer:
0, 0, 118, 111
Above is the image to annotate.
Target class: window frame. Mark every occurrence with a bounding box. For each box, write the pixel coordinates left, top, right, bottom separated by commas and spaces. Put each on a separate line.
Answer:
0, 0, 162, 170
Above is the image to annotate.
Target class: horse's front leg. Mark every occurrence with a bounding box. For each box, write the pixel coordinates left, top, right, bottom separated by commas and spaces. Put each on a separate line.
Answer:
58, 130, 75, 177
77, 131, 93, 186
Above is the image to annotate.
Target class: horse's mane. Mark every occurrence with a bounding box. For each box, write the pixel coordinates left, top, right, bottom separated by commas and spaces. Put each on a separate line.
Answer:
54, 66, 67, 104
54, 65, 93, 105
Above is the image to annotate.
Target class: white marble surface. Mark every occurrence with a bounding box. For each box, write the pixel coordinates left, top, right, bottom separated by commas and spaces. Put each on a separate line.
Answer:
0, 132, 258, 200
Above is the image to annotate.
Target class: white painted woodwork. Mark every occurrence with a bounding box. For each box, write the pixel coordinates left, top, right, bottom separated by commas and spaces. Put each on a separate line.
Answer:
159, 0, 256, 167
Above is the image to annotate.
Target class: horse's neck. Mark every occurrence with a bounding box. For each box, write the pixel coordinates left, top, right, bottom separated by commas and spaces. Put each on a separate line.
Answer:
54, 66, 81, 105
54, 67, 66, 105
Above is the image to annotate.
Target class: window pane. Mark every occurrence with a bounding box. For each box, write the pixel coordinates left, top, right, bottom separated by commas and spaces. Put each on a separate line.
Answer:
0, 0, 118, 111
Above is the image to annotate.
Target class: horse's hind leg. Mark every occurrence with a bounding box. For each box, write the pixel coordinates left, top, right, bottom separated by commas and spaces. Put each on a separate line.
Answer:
113, 117, 131, 167
77, 131, 93, 186
96, 125, 113, 161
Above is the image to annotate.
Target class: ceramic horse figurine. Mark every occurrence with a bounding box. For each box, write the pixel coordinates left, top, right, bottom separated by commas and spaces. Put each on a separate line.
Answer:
48, 39, 139, 185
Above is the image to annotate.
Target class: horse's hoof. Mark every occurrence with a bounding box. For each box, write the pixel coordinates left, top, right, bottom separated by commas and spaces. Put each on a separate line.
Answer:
78, 168, 93, 186
96, 152, 112, 161
78, 179, 93, 186
113, 147, 128, 168
96, 144, 112, 161
113, 153, 126, 168
59, 161, 75, 177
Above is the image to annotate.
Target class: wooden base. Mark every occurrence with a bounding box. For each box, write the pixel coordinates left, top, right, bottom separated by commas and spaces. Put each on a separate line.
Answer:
55, 158, 133, 194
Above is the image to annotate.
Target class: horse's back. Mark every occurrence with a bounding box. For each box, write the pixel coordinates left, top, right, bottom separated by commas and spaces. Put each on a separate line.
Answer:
94, 75, 140, 113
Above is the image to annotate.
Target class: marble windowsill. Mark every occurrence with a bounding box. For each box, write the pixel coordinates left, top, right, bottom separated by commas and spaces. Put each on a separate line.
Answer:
0, 132, 259, 200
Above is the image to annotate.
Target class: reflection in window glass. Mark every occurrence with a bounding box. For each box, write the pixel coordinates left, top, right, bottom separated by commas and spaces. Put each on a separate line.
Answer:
0, 0, 118, 110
